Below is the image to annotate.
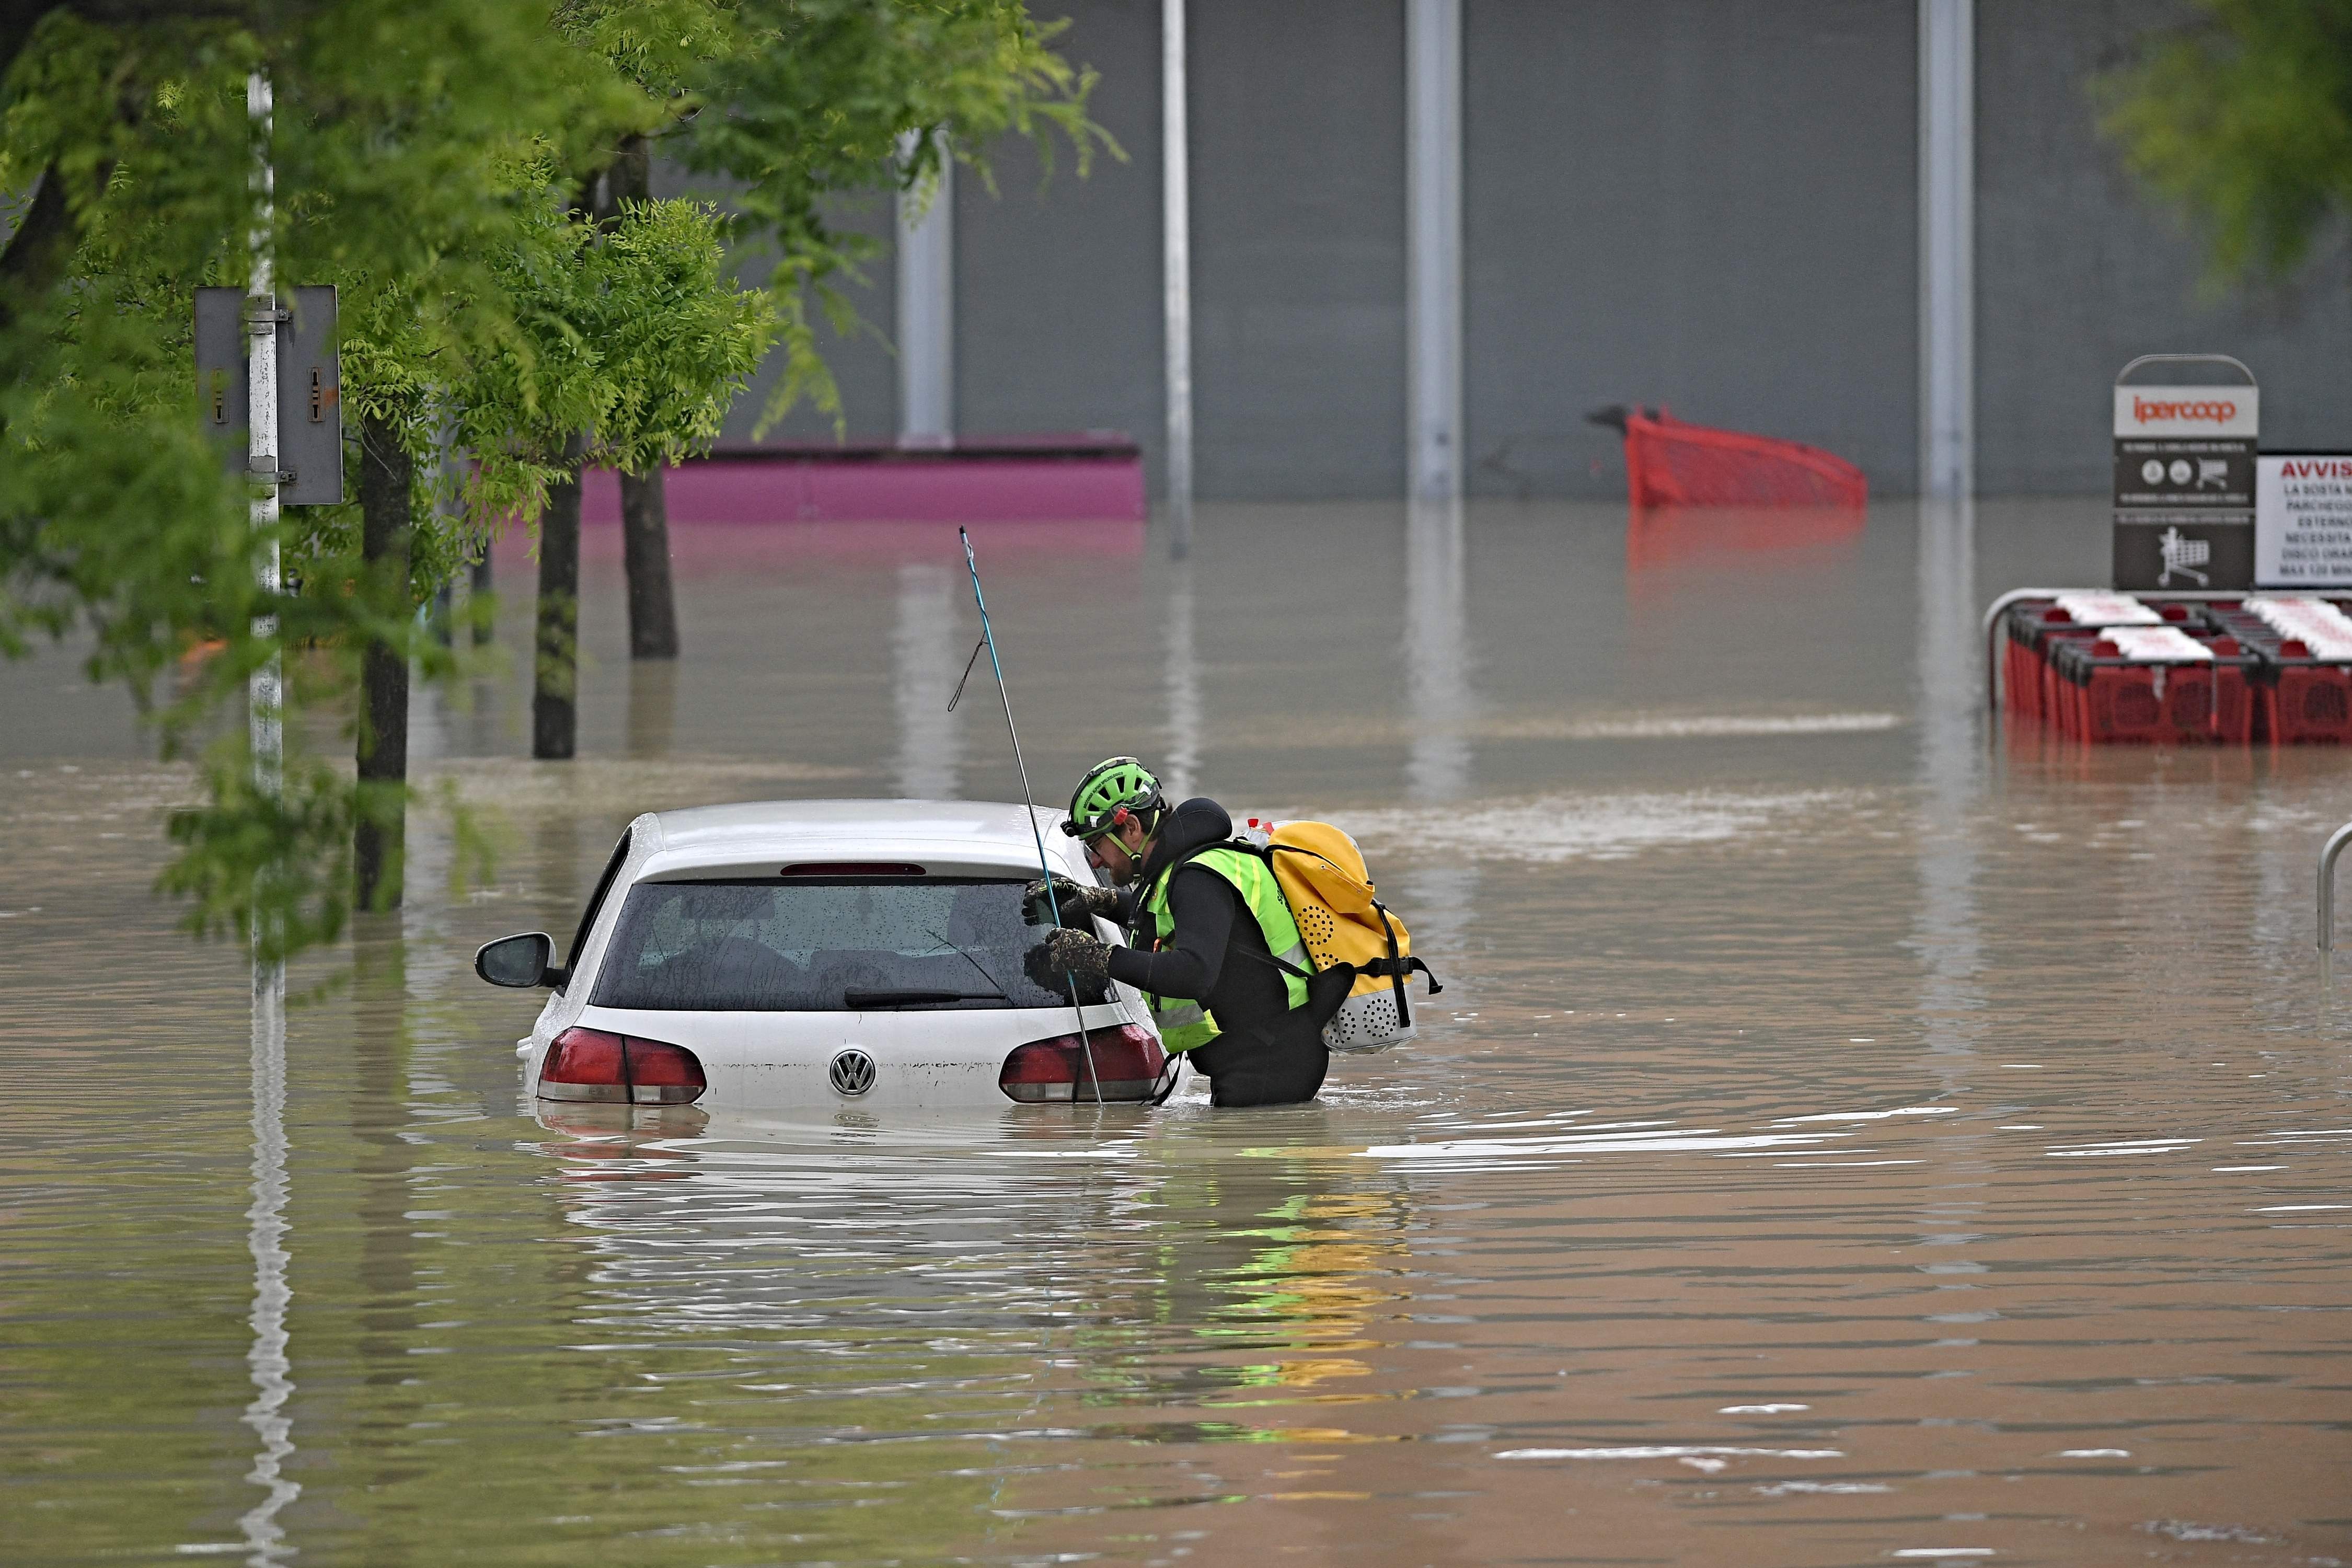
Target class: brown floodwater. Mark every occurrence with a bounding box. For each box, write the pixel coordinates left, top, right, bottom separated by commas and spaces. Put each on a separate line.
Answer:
4, 499, 2349, 1566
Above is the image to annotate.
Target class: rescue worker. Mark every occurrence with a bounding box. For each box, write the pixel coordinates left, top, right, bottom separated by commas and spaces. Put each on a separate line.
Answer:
1022, 757, 1328, 1108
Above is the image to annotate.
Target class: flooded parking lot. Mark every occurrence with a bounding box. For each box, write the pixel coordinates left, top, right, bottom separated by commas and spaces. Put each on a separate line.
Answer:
6, 499, 2349, 1565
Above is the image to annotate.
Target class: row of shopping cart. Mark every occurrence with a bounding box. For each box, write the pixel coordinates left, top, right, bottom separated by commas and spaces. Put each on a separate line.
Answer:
2000, 591, 2352, 744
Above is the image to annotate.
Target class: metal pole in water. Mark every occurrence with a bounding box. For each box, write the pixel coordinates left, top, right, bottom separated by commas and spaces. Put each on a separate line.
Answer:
1918, 0, 1975, 501
2318, 821, 2352, 953
960, 529, 1105, 1102
1162, 0, 1193, 559
241, 67, 298, 1566
1406, 0, 1463, 503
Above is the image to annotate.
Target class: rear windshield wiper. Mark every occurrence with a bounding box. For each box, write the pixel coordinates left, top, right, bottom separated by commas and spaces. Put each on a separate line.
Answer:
925, 929, 1010, 999
843, 987, 1010, 1008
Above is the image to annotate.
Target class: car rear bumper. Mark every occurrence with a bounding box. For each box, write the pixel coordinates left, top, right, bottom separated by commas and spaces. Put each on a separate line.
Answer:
531, 1001, 1154, 1111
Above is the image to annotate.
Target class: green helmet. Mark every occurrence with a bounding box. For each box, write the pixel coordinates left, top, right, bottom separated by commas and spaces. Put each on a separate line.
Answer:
1061, 756, 1165, 839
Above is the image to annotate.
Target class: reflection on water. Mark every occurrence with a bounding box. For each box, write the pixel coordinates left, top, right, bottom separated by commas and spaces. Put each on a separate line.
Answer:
1405, 496, 1472, 805
1913, 494, 1982, 1078
5, 500, 2350, 1566
237, 960, 296, 1567
1163, 565, 1201, 801
892, 562, 963, 798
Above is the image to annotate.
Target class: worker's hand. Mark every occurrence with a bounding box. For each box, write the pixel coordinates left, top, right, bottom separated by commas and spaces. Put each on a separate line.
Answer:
1024, 925, 1112, 991
1023, 874, 1121, 924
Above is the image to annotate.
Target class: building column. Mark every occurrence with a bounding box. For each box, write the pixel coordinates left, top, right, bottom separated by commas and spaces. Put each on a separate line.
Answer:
1407, 0, 1463, 502
1163, 0, 1194, 556
1919, 0, 1974, 499
897, 132, 954, 446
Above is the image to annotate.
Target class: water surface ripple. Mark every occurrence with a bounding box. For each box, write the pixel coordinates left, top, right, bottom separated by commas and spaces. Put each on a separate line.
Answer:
5, 501, 2348, 1565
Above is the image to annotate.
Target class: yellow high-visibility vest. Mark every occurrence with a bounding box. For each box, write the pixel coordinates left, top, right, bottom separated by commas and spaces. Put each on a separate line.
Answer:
1136, 846, 1311, 1052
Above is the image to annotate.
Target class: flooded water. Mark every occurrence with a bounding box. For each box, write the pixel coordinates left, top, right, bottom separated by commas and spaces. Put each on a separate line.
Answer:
6, 499, 2350, 1566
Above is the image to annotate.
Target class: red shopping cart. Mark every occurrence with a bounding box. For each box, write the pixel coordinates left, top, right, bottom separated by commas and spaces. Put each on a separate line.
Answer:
1591, 406, 1868, 509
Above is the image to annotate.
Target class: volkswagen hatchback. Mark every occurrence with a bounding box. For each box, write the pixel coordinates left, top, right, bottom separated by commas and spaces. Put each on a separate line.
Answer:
476, 801, 1167, 1112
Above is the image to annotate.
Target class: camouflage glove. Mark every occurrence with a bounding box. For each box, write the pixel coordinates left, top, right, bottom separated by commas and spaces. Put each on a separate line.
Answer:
1023, 925, 1112, 991
1023, 874, 1123, 925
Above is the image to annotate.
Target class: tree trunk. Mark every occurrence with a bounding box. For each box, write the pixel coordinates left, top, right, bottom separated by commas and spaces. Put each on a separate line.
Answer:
606, 134, 682, 661
354, 411, 413, 909
470, 552, 493, 645
620, 468, 679, 658
533, 439, 585, 759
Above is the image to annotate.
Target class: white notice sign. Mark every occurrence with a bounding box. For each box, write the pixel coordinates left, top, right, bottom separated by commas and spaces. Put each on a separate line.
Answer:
2256, 454, 2352, 586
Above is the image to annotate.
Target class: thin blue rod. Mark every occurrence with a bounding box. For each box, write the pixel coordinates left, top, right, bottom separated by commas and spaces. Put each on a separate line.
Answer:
961, 529, 1104, 1102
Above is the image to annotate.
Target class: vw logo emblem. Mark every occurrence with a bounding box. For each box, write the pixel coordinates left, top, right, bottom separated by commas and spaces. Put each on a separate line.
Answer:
828, 1048, 877, 1098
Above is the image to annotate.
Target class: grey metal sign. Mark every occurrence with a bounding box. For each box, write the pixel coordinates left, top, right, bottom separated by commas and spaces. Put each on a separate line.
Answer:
194, 285, 342, 506
2111, 353, 2256, 591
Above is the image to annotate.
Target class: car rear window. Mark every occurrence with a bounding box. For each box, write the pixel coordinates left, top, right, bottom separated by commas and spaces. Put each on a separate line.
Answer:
589, 878, 1104, 1012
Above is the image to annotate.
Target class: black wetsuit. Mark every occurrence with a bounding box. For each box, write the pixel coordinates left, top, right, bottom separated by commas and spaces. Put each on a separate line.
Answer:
1103, 798, 1329, 1108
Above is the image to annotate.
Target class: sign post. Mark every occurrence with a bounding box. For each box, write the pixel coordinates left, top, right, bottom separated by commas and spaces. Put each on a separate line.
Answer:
2112, 353, 2257, 591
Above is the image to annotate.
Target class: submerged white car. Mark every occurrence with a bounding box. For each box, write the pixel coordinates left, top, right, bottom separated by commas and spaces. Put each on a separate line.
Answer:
476, 801, 1168, 1111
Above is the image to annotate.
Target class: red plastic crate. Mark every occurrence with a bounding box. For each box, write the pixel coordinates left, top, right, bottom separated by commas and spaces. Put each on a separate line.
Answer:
2197, 603, 2352, 745
2001, 597, 2199, 722
2048, 633, 2254, 744
2269, 663, 2352, 742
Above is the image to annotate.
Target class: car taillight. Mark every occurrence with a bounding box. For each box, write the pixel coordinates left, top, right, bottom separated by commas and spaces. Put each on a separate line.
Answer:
538, 1027, 707, 1105
999, 1023, 1166, 1103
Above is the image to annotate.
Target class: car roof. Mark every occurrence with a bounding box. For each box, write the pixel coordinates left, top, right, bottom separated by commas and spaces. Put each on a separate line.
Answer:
636, 799, 1078, 879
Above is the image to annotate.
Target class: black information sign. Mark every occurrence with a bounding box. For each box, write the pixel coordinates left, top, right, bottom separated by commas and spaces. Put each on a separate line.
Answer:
2111, 358, 2257, 591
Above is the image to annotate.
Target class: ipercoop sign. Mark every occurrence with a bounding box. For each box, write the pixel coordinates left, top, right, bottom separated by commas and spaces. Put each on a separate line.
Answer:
2113, 390, 2258, 436
2113, 379, 2257, 591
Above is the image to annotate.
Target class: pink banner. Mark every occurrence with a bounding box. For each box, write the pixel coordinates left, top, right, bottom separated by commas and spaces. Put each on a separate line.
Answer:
578, 452, 1146, 526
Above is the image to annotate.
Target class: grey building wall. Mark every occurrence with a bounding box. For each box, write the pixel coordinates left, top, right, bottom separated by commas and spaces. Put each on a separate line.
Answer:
1190, 1, 1406, 498
725, 196, 899, 443
1976, 0, 2352, 492
958, 0, 1166, 470
650, 155, 901, 444
1465, 0, 1918, 500
959, 0, 1408, 500
691, 1, 2348, 498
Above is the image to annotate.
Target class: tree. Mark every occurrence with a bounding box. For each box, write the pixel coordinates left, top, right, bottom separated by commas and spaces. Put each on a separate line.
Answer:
606, 135, 683, 661
452, 188, 773, 760
0, 0, 1102, 959
2098, 0, 2352, 282
2, 2, 641, 953
573, 0, 1114, 665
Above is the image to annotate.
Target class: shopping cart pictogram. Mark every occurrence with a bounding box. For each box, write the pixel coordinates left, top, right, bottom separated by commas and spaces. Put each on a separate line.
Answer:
2158, 526, 2211, 587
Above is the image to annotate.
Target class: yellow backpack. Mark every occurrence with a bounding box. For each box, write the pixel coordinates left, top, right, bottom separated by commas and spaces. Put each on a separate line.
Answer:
1256, 821, 1441, 1054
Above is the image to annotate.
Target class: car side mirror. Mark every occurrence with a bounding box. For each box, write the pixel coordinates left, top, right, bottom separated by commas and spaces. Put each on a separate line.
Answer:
475, 932, 564, 989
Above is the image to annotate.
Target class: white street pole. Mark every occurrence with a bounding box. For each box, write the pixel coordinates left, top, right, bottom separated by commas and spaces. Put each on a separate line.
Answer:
1918, 0, 1974, 500
1162, 0, 1193, 559
895, 130, 955, 446
239, 67, 297, 1568
247, 71, 282, 805
1407, 0, 1463, 503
